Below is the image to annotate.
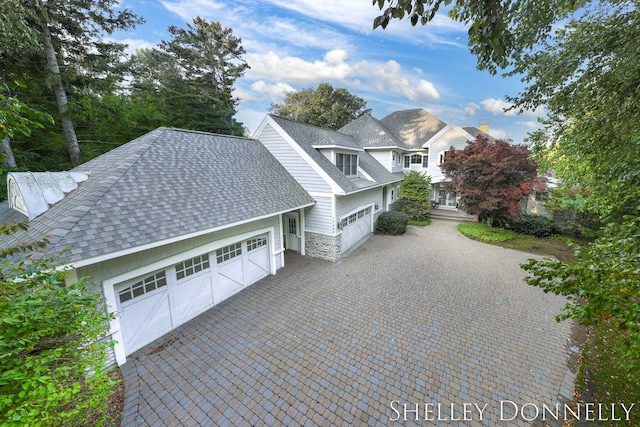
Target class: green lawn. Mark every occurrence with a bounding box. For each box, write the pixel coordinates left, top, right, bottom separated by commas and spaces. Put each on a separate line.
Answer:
456, 221, 576, 262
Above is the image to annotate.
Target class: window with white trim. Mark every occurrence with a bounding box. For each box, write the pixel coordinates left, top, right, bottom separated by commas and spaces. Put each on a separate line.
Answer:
439, 150, 449, 164
118, 271, 167, 304
176, 254, 210, 280
247, 236, 267, 251
404, 154, 427, 169
216, 242, 242, 263
336, 153, 358, 176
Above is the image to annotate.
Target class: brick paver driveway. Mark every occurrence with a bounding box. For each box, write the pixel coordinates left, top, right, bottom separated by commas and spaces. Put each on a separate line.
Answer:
120, 220, 577, 426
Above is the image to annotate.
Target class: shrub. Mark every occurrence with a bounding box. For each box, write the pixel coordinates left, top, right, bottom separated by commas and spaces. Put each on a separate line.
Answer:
503, 214, 559, 238
395, 172, 432, 221
375, 211, 409, 235
0, 223, 115, 426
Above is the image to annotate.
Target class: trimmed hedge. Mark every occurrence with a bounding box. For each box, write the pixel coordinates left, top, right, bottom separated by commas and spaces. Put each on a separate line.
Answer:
375, 211, 409, 235
503, 214, 559, 238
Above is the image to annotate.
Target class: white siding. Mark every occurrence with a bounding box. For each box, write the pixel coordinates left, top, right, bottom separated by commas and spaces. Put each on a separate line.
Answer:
305, 196, 334, 234
78, 216, 283, 287
257, 124, 332, 193
368, 150, 392, 172
336, 188, 382, 220
427, 128, 472, 182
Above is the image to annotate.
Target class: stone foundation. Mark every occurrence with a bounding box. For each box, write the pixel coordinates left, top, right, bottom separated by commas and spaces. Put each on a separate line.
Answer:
305, 231, 341, 262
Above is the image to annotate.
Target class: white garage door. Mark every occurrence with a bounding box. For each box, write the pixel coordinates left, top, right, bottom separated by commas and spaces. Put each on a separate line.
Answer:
340, 207, 372, 253
115, 234, 271, 355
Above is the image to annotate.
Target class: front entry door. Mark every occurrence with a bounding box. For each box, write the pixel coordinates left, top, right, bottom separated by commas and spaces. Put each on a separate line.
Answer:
284, 213, 300, 252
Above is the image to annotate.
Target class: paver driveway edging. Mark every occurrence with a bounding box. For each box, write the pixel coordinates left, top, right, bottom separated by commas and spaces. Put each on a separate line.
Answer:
120, 220, 577, 426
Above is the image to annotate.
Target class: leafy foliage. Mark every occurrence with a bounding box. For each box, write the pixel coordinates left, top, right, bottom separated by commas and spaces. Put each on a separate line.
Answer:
394, 171, 432, 221
522, 215, 640, 373
0, 225, 115, 426
127, 18, 248, 135
440, 136, 544, 226
500, 214, 559, 238
543, 186, 601, 239
372, 0, 584, 74
375, 211, 409, 235
269, 83, 367, 130
0, 82, 53, 142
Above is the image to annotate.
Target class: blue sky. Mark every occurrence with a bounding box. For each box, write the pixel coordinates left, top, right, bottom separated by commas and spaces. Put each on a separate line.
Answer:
113, 0, 544, 143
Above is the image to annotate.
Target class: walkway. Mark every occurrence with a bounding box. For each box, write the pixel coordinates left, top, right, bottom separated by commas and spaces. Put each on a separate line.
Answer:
120, 220, 577, 426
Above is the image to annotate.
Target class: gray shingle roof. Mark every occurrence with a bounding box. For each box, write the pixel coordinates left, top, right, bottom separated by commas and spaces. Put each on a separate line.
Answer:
463, 126, 495, 141
268, 115, 402, 193
379, 109, 447, 149
1, 128, 314, 264
338, 114, 408, 149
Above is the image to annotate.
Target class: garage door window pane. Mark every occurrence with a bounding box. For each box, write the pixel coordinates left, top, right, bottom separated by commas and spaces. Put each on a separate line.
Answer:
118, 271, 167, 304
176, 254, 210, 280
216, 243, 242, 264
247, 237, 267, 251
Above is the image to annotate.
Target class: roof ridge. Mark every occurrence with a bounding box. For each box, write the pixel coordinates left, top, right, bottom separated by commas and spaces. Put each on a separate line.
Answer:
269, 114, 341, 133
167, 127, 256, 142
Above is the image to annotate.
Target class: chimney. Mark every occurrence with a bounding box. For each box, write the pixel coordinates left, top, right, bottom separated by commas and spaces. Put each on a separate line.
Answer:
478, 120, 490, 134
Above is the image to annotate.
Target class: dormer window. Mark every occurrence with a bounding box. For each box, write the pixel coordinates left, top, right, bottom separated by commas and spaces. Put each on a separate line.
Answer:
336, 153, 358, 176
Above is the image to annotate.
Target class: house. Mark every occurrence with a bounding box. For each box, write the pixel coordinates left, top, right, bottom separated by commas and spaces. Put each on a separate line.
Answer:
1, 128, 314, 366
1, 109, 490, 366
253, 115, 405, 262
339, 109, 491, 210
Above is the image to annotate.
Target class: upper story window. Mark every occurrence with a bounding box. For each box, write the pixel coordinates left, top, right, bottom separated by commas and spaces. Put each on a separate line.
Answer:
439, 150, 449, 164
404, 154, 427, 169
336, 153, 358, 176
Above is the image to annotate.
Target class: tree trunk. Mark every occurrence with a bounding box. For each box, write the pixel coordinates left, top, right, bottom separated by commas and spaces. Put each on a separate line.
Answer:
41, 23, 82, 167
1, 136, 17, 167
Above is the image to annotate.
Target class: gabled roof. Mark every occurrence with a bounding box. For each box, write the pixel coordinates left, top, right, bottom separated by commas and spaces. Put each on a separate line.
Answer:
379, 109, 447, 149
266, 115, 403, 194
0, 128, 314, 265
338, 114, 408, 150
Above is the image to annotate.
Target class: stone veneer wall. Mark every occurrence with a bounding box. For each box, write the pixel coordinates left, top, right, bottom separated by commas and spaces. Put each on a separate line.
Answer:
305, 231, 341, 262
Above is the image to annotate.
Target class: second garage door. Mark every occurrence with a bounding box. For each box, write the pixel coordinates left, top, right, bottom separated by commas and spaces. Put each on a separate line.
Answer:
115, 233, 270, 355
340, 207, 372, 253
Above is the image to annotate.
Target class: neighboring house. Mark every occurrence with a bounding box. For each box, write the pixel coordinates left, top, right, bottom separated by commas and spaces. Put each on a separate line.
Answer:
0, 128, 314, 366
253, 115, 405, 262
340, 109, 492, 210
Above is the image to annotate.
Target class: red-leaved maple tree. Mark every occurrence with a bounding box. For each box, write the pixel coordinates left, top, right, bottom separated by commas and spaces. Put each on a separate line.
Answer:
440, 136, 546, 225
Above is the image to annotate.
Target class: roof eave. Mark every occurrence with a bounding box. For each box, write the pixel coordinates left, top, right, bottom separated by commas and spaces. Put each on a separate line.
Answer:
65, 201, 316, 270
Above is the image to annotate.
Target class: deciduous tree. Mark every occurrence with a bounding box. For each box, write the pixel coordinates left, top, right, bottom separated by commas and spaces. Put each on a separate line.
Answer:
269, 83, 367, 130
440, 136, 544, 226
1, 0, 142, 166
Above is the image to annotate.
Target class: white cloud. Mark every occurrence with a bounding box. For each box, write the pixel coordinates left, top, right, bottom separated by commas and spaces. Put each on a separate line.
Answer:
463, 102, 479, 117
481, 98, 544, 117
250, 81, 296, 102
357, 60, 440, 102
488, 128, 509, 140
246, 50, 353, 84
